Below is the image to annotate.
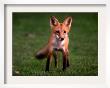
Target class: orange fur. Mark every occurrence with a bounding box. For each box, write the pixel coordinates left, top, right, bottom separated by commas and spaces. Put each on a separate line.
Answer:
35, 16, 72, 71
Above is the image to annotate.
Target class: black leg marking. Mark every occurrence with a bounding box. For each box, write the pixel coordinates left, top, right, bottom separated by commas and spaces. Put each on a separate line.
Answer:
45, 58, 50, 71
53, 51, 58, 68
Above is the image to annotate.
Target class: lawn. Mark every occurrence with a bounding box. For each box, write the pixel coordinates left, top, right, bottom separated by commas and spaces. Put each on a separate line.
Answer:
12, 13, 98, 76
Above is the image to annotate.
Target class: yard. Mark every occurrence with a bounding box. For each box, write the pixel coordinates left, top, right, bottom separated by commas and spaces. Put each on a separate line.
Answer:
12, 13, 98, 76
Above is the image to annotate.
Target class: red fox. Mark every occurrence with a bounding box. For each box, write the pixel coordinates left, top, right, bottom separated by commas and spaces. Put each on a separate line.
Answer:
35, 16, 72, 71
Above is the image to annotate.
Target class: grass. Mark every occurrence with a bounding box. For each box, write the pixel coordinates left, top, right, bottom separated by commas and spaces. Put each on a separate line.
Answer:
12, 13, 98, 76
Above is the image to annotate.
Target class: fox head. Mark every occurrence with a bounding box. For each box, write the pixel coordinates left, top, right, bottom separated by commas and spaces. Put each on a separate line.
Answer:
50, 16, 72, 41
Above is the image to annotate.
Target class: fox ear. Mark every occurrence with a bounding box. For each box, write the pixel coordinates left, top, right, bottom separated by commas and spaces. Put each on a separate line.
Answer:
63, 17, 72, 27
50, 16, 59, 27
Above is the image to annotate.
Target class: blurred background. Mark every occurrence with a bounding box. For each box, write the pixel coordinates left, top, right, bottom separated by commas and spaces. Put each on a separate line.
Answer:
12, 13, 98, 76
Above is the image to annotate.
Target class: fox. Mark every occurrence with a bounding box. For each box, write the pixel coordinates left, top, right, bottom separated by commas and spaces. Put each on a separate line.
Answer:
35, 16, 72, 71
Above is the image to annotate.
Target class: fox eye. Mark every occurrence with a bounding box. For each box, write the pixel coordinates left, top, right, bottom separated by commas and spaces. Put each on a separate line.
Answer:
56, 30, 59, 33
64, 31, 66, 33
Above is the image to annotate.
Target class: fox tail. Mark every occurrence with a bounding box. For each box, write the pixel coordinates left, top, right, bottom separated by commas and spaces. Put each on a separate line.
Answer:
35, 46, 48, 59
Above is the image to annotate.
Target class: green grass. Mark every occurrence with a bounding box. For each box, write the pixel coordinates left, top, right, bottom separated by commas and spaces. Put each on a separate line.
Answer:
12, 13, 98, 76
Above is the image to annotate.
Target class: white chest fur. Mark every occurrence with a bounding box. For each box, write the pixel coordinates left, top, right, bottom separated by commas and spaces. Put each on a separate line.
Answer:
53, 38, 65, 50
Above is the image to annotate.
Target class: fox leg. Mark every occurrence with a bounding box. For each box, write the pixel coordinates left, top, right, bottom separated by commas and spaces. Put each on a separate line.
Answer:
45, 52, 52, 71
67, 50, 70, 67
62, 51, 68, 71
53, 51, 58, 68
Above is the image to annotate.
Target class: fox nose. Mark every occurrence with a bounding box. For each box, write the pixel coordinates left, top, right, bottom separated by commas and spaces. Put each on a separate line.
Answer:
61, 38, 64, 41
